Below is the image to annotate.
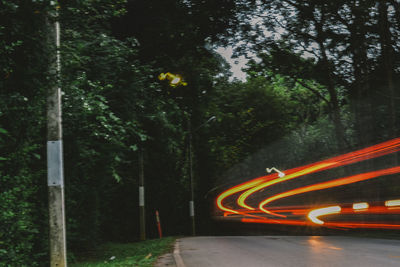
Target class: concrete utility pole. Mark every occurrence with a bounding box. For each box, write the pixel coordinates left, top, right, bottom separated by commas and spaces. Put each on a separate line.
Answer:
47, 4, 67, 267
139, 147, 146, 241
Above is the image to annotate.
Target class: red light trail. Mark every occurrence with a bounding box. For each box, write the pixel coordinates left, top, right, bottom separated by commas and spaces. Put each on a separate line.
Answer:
215, 137, 400, 229
259, 166, 400, 215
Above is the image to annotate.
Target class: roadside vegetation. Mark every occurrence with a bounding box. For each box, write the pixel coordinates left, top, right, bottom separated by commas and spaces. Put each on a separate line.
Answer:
70, 237, 176, 267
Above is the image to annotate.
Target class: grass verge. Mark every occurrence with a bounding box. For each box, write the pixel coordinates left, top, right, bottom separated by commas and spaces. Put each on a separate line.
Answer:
70, 237, 177, 267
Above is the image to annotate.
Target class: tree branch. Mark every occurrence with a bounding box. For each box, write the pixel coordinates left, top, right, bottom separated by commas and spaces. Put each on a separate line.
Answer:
295, 78, 332, 108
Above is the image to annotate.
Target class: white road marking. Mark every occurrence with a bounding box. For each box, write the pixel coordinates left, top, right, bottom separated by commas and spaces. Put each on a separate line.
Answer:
173, 240, 186, 267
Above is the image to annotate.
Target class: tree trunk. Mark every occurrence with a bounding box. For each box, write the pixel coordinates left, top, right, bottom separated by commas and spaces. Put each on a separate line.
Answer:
315, 25, 347, 152
379, 1, 398, 168
379, 1, 397, 139
348, 2, 373, 148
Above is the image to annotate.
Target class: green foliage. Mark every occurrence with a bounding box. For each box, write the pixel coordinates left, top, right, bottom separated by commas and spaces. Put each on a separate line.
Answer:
206, 76, 300, 169
0, 173, 40, 267
0, 1, 49, 265
70, 237, 176, 267
234, 0, 400, 145
58, 0, 184, 251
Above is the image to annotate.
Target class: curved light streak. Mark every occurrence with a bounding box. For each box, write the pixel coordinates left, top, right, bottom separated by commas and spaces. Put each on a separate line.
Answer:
237, 162, 336, 211
242, 218, 309, 226
216, 177, 266, 214
258, 166, 400, 215
325, 222, 400, 229
242, 218, 400, 229
215, 137, 400, 230
241, 202, 400, 229
236, 138, 400, 213
308, 206, 341, 225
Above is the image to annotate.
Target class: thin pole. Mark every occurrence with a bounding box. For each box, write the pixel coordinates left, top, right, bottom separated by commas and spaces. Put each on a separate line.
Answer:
47, 5, 67, 267
186, 115, 214, 236
188, 119, 196, 236
139, 147, 146, 241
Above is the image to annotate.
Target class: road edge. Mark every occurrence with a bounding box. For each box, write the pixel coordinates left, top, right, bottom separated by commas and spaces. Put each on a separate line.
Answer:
173, 239, 185, 267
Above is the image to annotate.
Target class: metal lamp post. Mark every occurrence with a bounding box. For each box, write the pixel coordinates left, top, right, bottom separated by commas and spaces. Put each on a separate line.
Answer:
158, 72, 214, 236
188, 115, 216, 236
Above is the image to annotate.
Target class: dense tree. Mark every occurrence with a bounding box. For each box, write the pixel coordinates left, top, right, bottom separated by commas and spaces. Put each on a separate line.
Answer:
0, 0, 258, 265
231, 0, 400, 148
2, 0, 400, 265
0, 1, 49, 265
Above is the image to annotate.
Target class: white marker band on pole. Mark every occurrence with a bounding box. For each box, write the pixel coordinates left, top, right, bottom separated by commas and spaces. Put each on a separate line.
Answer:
139, 186, 145, 207
56, 21, 61, 73
189, 201, 195, 217
47, 140, 64, 187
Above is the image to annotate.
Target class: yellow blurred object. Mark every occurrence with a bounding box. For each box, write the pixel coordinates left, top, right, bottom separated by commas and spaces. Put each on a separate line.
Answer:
158, 72, 187, 87
170, 77, 181, 85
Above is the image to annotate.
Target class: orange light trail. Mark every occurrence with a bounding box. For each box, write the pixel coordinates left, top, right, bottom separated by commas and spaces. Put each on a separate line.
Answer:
239, 202, 400, 229
215, 137, 400, 230
216, 177, 269, 214
241, 218, 400, 229
325, 222, 400, 229
241, 218, 310, 226
259, 166, 400, 214
234, 137, 400, 211
238, 163, 335, 212
308, 202, 400, 228
341, 205, 400, 214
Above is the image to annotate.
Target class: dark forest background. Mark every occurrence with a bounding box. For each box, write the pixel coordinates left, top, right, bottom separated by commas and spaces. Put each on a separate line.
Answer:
1, 0, 400, 265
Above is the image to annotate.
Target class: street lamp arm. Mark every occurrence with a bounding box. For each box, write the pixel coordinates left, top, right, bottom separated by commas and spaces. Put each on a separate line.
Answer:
193, 116, 216, 133
266, 167, 285, 177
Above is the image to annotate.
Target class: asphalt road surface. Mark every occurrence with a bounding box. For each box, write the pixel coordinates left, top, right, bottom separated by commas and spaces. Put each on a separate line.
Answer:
170, 236, 400, 267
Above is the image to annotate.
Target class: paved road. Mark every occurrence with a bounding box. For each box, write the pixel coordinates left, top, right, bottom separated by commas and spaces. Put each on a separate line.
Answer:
171, 236, 400, 267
